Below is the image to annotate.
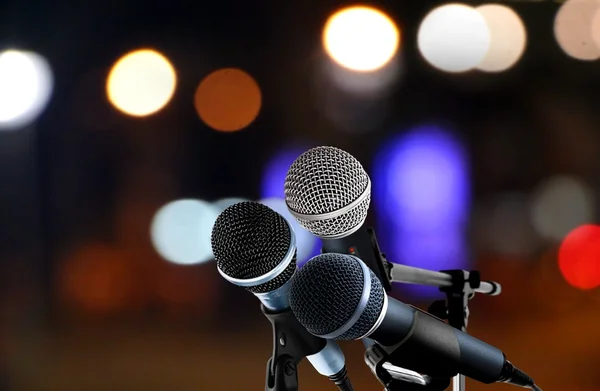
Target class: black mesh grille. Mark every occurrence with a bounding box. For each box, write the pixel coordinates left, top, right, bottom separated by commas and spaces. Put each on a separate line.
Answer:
290, 253, 384, 339
338, 268, 385, 340
211, 201, 295, 293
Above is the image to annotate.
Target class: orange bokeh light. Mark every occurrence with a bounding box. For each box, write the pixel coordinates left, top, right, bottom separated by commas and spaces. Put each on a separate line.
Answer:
558, 224, 600, 290
57, 243, 141, 313
194, 68, 262, 132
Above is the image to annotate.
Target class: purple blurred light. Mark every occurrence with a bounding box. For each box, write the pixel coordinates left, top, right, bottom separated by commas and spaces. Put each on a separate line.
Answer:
372, 125, 471, 299
374, 125, 470, 231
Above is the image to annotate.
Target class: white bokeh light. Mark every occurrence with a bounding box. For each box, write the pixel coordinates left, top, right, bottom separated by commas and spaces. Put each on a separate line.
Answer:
554, 0, 600, 61
417, 3, 491, 73
323, 6, 400, 72
107, 49, 177, 117
150, 199, 219, 265
476, 4, 527, 72
259, 198, 319, 265
530, 176, 595, 241
0, 50, 53, 130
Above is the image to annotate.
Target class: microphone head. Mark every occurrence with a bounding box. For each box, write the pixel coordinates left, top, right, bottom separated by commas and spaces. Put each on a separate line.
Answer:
289, 253, 385, 340
284, 146, 371, 239
211, 201, 297, 294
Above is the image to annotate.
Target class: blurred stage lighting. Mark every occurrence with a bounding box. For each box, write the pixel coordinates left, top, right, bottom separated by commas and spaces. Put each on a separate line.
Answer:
322, 5, 400, 72
259, 197, 320, 266
559, 224, 600, 290
472, 194, 540, 257
0, 50, 53, 130
593, 8, 600, 50
417, 3, 491, 73
531, 176, 595, 242
372, 125, 470, 299
150, 199, 219, 265
106, 49, 177, 117
372, 125, 469, 232
554, 0, 600, 61
475, 4, 527, 73
261, 145, 310, 199
212, 197, 250, 213
195, 68, 262, 132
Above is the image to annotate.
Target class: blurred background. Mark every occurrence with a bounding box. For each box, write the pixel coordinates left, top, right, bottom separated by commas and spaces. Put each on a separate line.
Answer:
0, 0, 599, 390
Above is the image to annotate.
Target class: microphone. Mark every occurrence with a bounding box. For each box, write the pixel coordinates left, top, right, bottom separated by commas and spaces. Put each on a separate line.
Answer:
289, 253, 542, 391
284, 146, 391, 291
210, 201, 353, 390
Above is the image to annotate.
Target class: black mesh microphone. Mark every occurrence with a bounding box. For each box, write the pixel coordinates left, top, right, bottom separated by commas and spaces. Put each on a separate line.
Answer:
211, 202, 353, 390
289, 253, 543, 391
284, 146, 391, 291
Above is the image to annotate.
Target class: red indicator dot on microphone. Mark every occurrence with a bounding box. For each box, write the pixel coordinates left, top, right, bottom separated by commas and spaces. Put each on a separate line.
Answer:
348, 247, 357, 255
558, 224, 600, 290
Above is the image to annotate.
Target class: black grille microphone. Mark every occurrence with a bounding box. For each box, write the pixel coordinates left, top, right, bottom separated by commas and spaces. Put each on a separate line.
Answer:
289, 253, 542, 391
211, 202, 353, 391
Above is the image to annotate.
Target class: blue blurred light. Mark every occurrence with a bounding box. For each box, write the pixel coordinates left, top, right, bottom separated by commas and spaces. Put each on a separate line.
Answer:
259, 197, 321, 266
372, 124, 471, 299
373, 125, 470, 232
261, 145, 311, 199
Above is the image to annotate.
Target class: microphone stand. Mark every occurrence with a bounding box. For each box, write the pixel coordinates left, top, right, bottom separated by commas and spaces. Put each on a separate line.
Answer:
261, 305, 330, 391
361, 228, 502, 391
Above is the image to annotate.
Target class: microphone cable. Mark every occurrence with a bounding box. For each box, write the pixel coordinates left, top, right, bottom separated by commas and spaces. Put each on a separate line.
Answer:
330, 366, 354, 391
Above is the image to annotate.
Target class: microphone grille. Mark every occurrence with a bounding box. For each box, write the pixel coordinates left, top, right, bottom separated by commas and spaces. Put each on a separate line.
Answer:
211, 201, 296, 293
284, 146, 370, 238
289, 253, 385, 340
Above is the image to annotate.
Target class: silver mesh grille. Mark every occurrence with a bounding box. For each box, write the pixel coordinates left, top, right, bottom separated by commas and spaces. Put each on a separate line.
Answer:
284, 146, 370, 238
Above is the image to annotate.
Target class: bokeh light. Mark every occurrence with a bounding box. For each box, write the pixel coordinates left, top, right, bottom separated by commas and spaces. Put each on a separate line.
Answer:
150, 199, 219, 265
592, 7, 600, 50
261, 145, 310, 199
373, 125, 470, 299
107, 49, 177, 116
322, 5, 400, 72
554, 0, 600, 61
417, 3, 491, 73
559, 225, 600, 290
58, 243, 139, 313
0, 50, 53, 130
194, 68, 262, 132
472, 194, 540, 257
259, 197, 320, 266
475, 4, 527, 72
373, 125, 470, 231
531, 176, 594, 242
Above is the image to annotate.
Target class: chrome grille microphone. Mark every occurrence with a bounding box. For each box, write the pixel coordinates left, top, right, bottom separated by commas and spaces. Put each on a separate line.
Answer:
210, 201, 353, 390
284, 146, 390, 291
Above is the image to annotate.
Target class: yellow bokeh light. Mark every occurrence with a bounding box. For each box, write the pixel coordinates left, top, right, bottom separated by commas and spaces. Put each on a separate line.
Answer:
194, 68, 262, 132
323, 6, 400, 72
106, 49, 177, 117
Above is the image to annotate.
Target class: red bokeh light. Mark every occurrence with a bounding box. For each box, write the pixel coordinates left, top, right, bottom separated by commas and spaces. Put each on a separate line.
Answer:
558, 224, 600, 290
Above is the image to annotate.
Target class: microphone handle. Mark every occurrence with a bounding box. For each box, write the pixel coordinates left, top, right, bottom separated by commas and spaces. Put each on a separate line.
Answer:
321, 226, 392, 292
371, 298, 506, 383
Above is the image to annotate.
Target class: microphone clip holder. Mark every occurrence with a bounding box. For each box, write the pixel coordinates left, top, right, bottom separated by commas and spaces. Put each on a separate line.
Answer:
365, 342, 451, 391
261, 305, 328, 391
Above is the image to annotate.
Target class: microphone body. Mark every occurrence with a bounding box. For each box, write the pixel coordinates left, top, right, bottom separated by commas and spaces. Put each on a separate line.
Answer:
289, 253, 540, 390
370, 297, 506, 383
210, 202, 350, 382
